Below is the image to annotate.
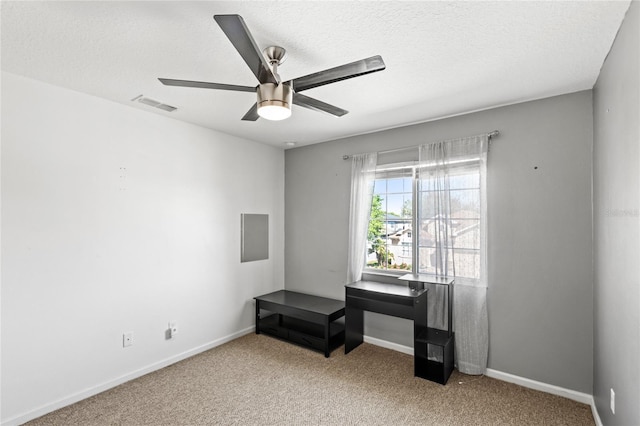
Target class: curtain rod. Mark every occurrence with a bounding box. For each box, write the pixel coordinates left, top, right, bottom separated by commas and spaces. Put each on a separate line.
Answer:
342, 130, 500, 160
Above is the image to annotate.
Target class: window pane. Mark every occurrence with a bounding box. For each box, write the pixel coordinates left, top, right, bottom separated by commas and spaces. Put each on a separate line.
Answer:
418, 247, 437, 275
384, 222, 394, 237
386, 194, 404, 217
419, 191, 442, 218
378, 196, 387, 214
453, 249, 480, 279
449, 170, 479, 189
401, 195, 412, 219
367, 172, 413, 273
450, 189, 480, 214
403, 177, 413, 192
388, 240, 412, 270
416, 164, 481, 278
417, 217, 435, 247
418, 246, 456, 275
387, 178, 404, 193
451, 219, 480, 250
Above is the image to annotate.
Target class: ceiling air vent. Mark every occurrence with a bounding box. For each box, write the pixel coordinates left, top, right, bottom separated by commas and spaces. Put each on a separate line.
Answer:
131, 95, 177, 112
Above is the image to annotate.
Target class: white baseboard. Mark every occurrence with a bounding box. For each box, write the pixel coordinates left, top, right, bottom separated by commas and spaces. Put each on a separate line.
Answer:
363, 335, 600, 422
484, 370, 601, 424
590, 397, 603, 426
2, 326, 255, 426
363, 335, 414, 355
485, 370, 602, 425
484, 369, 592, 405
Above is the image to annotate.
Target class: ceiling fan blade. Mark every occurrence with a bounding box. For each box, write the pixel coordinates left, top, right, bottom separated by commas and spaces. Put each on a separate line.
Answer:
213, 15, 278, 85
158, 78, 256, 92
292, 55, 386, 93
241, 103, 260, 121
293, 93, 348, 117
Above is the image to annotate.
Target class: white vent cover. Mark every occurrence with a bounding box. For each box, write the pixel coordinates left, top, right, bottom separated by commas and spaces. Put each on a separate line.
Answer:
155, 103, 177, 112
131, 95, 177, 112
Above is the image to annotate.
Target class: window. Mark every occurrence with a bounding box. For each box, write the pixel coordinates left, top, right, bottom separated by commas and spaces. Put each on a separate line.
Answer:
366, 165, 414, 271
365, 160, 482, 281
417, 162, 481, 280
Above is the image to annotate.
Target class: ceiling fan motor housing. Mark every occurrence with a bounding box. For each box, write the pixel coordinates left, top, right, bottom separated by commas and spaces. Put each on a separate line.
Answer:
257, 83, 293, 119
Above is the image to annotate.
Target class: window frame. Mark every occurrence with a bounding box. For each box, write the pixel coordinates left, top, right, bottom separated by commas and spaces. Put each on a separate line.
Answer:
364, 162, 418, 276
364, 158, 482, 278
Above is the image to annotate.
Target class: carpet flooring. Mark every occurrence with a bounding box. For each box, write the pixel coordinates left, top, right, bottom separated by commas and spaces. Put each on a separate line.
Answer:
27, 333, 594, 425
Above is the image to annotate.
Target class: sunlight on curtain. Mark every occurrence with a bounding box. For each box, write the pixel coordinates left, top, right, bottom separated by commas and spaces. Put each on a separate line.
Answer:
347, 153, 378, 283
418, 135, 489, 375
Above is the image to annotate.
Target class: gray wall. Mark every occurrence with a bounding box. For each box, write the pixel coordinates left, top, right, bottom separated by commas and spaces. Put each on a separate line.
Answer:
285, 90, 594, 393
593, 2, 640, 425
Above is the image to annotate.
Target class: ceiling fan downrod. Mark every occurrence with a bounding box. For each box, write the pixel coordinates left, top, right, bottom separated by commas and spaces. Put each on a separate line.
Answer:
256, 46, 292, 120
263, 46, 287, 85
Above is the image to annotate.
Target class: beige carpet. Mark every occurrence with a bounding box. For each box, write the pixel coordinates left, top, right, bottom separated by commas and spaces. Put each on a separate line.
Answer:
28, 333, 594, 425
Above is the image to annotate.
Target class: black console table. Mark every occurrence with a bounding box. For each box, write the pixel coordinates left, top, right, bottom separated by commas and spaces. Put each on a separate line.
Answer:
254, 290, 345, 357
345, 276, 455, 384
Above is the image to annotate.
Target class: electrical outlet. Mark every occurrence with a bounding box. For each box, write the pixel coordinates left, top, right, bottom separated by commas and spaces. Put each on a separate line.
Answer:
168, 322, 178, 338
123, 332, 133, 348
610, 388, 615, 414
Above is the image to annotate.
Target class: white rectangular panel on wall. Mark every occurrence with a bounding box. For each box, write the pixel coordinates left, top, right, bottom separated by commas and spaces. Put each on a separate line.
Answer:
241, 214, 269, 262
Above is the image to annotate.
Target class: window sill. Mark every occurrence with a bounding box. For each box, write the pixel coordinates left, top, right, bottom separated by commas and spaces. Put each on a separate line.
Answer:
362, 270, 410, 285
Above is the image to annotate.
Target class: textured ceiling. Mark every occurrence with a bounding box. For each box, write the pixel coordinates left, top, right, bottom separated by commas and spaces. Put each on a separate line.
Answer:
1, 1, 630, 148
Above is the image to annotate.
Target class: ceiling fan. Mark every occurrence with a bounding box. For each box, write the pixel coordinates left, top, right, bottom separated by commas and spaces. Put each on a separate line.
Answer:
158, 14, 386, 121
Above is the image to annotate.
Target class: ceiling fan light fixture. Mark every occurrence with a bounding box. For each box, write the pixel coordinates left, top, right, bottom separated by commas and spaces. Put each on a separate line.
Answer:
258, 104, 291, 121
257, 83, 292, 121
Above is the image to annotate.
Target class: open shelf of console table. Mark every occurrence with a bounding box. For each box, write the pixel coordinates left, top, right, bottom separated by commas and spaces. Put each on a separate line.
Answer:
254, 290, 345, 357
399, 273, 455, 385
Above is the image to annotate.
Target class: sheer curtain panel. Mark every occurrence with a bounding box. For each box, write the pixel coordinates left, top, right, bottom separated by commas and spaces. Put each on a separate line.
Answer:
347, 153, 378, 283
418, 135, 489, 375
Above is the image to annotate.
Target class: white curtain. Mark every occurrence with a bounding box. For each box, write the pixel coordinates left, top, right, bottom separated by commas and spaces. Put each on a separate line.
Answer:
346, 153, 378, 283
418, 135, 489, 375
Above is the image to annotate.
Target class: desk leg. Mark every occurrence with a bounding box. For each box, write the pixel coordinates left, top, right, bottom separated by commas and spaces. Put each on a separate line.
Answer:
345, 306, 364, 354
324, 317, 330, 358
255, 301, 260, 335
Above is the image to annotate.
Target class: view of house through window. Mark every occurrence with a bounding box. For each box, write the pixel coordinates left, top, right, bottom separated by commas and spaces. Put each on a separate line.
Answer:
366, 161, 482, 281
417, 163, 481, 280
367, 166, 414, 271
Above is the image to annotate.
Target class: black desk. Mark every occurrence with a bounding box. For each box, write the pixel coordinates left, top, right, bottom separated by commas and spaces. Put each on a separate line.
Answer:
255, 290, 345, 357
345, 279, 455, 384
345, 281, 427, 352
